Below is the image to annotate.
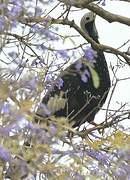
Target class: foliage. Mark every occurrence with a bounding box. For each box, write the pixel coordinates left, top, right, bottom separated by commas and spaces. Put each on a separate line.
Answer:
0, 0, 130, 179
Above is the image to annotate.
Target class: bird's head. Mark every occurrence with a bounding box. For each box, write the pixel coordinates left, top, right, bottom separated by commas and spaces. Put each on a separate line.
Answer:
80, 12, 99, 41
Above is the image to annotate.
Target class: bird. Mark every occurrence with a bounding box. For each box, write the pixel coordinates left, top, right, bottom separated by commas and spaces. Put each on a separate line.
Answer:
36, 12, 111, 129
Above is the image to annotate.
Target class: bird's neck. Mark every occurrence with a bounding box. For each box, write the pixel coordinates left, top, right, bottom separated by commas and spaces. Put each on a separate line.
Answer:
86, 20, 111, 90
85, 21, 110, 90
93, 45, 111, 91
85, 21, 99, 42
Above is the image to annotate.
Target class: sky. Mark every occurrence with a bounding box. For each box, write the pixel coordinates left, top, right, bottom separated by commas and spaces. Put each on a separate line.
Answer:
94, 1, 130, 123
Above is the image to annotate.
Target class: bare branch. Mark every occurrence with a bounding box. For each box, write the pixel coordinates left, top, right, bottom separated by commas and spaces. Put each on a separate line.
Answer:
78, 111, 130, 138
87, 3, 130, 26
58, 0, 130, 27
51, 18, 130, 65
20, 16, 130, 65
58, 0, 97, 7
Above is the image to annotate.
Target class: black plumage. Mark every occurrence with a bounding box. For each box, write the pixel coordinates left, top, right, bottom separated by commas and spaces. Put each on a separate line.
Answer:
36, 12, 110, 129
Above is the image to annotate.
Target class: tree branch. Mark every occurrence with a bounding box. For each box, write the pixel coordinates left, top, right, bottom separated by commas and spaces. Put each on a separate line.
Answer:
20, 16, 130, 65
51, 18, 130, 65
58, 0, 130, 27
87, 3, 130, 26
58, 0, 97, 6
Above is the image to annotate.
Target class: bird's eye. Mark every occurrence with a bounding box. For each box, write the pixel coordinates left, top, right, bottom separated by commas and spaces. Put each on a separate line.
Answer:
86, 17, 90, 20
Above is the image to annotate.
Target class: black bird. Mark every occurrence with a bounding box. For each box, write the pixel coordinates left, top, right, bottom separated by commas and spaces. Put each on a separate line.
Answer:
36, 12, 111, 129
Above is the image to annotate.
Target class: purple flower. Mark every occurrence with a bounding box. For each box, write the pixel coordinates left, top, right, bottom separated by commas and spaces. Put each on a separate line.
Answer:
0, 16, 5, 31
30, 126, 53, 145
0, 3, 6, 9
121, 163, 130, 173
75, 62, 82, 71
57, 50, 69, 59
29, 77, 38, 90
11, 19, 18, 28
3, 116, 29, 136
31, 25, 59, 41
31, 24, 40, 32
50, 124, 57, 135
23, 76, 38, 90
5, 158, 28, 178
40, 44, 47, 51
1, 103, 10, 114
7, 123, 21, 135
35, 7, 43, 16
115, 167, 126, 178
0, 126, 10, 136
14, 159, 28, 178
87, 149, 109, 166
37, 103, 51, 117
81, 74, 88, 83
7, 4, 22, 19
45, 74, 52, 83
0, 145, 12, 162
17, 116, 29, 128
42, 16, 52, 27
10, 0, 24, 6
8, 51, 18, 58
100, 0, 106, 6
45, 74, 54, 88
83, 47, 97, 62
81, 69, 90, 83
56, 78, 64, 89
71, 172, 84, 180
27, 123, 43, 134
27, 11, 34, 18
